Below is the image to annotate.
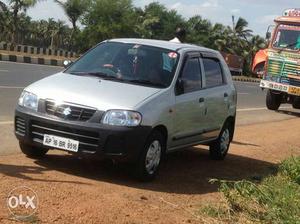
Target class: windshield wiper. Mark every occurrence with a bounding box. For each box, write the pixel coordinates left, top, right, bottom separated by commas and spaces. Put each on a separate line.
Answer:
69, 71, 123, 81
278, 42, 299, 52
129, 79, 166, 88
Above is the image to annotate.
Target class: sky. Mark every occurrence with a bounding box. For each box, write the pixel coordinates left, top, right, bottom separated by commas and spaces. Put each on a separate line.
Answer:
5, 0, 300, 36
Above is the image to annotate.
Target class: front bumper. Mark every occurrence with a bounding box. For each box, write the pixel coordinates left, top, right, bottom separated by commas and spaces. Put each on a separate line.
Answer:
260, 79, 300, 96
15, 106, 152, 162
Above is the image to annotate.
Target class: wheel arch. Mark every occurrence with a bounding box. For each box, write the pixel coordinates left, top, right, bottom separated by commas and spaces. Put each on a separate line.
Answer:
152, 125, 168, 144
224, 116, 236, 141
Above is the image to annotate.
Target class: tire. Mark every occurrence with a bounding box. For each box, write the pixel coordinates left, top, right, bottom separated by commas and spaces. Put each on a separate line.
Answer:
135, 131, 165, 181
292, 97, 300, 109
19, 142, 48, 158
266, 90, 281, 110
209, 123, 232, 160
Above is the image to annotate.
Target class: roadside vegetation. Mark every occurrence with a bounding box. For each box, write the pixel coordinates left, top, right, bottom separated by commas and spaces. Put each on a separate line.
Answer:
0, 0, 266, 73
199, 156, 300, 223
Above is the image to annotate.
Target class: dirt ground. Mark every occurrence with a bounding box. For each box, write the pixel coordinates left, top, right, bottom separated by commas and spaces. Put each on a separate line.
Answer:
0, 118, 299, 224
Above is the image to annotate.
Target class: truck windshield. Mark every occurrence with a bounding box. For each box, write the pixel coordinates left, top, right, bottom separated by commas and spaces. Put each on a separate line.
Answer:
272, 24, 300, 51
65, 41, 179, 88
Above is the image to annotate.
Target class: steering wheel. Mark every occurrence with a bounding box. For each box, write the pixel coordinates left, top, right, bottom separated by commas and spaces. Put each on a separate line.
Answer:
102, 64, 122, 78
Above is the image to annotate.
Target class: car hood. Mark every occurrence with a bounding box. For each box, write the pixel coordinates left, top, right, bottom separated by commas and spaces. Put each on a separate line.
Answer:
25, 72, 162, 111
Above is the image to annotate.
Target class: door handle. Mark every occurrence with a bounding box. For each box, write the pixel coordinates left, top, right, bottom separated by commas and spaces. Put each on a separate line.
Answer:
224, 93, 228, 98
199, 97, 205, 103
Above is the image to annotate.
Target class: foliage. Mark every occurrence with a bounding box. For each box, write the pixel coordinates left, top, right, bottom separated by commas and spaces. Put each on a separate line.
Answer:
78, 0, 137, 51
0, 0, 267, 73
204, 156, 300, 223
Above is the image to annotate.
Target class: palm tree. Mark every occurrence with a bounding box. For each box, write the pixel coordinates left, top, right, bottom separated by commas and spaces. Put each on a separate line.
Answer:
0, 1, 7, 11
0, 1, 14, 42
8, 0, 39, 43
54, 0, 87, 48
232, 17, 253, 40
54, 0, 87, 31
247, 35, 266, 68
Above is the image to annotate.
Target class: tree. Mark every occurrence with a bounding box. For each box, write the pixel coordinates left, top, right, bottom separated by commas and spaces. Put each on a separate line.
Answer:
0, 1, 7, 11
8, 0, 39, 43
139, 2, 184, 40
233, 17, 253, 40
55, 0, 88, 49
0, 2, 15, 43
54, 0, 87, 31
79, 0, 137, 50
186, 15, 213, 46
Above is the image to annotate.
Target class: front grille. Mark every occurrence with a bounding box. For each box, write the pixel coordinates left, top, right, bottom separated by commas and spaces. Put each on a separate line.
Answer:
45, 100, 96, 121
15, 117, 26, 136
30, 120, 100, 152
268, 59, 283, 76
268, 58, 300, 77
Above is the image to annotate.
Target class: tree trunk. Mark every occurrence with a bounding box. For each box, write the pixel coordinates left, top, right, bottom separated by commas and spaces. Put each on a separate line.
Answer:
69, 20, 77, 50
12, 4, 19, 44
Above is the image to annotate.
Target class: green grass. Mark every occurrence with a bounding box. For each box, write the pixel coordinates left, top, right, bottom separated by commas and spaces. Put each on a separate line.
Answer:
199, 156, 300, 224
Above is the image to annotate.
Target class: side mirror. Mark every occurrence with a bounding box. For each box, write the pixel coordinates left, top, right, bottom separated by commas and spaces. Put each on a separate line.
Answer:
63, 60, 73, 68
175, 79, 185, 95
266, 31, 271, 40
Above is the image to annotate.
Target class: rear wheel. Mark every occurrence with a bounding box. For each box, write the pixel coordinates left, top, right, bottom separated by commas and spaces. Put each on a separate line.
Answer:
292, 97, 300, 109
209, 123, 232, 160
266, 90, 282, 110
135, 131, 165, 181
19, 142, 48, 158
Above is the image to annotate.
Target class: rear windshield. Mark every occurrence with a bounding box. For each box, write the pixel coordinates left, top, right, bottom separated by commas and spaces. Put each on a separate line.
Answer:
65, 42, 179, 88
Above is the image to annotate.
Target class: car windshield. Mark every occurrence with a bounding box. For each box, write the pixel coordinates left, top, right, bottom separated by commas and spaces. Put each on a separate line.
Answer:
272, 24, 300, 51
65, 41, 179, 88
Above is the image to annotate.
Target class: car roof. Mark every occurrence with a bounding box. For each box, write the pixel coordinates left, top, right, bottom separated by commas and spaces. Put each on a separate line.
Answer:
108, 38, 218, 53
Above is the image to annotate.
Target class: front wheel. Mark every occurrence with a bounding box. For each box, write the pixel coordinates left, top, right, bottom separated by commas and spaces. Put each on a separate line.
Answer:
292, 97, 300, 109
19, 142, 49, 158
134, 131, 165, 181
266, 90, 281, 110
209, 124, 232, 160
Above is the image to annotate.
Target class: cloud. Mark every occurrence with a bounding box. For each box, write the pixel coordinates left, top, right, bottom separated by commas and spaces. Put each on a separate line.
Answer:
256, 14, 277, 24
168, 0, 222, 19
201, 0, 219, 8
231, 9, 240, 14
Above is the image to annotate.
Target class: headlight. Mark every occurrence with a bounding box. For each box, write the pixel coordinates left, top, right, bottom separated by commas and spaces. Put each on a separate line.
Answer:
102, 110, 142, 126
18, 91, 38, 111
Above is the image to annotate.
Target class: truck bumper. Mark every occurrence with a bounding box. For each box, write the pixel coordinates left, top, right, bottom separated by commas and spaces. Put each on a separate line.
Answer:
260, 79, 300, 96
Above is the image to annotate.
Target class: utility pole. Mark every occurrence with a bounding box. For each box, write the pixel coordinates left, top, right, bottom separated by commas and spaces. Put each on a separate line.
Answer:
232, 15, 235, 32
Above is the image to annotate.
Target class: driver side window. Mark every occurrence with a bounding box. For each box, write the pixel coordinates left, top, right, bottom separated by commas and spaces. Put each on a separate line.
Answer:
181, 57, 202, 93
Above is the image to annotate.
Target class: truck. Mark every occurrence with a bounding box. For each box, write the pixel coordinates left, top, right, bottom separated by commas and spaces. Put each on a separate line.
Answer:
254, 8, 300, 110
221, 52, 244, 76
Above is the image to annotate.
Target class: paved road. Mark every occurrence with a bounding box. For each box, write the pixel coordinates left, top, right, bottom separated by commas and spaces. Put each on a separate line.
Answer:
0, 61, 62, 121
0, 61, 299, 155
0, 61, 298, 124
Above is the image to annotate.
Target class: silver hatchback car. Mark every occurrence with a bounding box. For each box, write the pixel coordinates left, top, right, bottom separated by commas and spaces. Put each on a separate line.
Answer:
15, 39, 237, 180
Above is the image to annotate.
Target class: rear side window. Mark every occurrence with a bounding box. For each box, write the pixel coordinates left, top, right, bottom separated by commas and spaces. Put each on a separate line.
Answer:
203, 58, 224, 88
181, 58, 202, 93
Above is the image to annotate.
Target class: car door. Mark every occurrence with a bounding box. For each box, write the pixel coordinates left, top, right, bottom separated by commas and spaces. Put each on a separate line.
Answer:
171, 53, 207, 147
200, 53, 229, 139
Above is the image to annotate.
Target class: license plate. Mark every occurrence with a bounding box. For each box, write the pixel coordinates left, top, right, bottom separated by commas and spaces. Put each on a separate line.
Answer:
288, 86, 300, 96
43, 134, 79, 152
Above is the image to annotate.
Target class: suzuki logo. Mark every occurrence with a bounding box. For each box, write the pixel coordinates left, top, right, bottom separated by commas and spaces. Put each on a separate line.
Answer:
62, 107, 72, 117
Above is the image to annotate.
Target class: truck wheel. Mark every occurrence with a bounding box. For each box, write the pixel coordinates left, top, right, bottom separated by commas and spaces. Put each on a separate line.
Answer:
292, 97, 300, 109
19, 142, 48, 158
135, 131, 165, 181
266, 90, 281, 110
209, 123, 232, 160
